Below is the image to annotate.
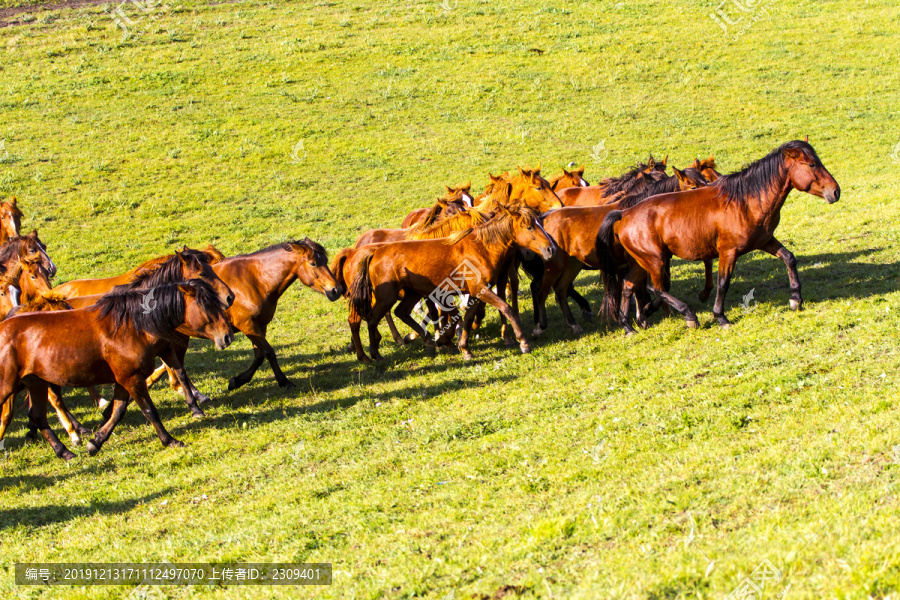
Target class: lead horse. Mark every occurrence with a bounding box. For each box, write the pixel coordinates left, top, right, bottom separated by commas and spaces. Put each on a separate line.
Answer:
599, 140, 840, 333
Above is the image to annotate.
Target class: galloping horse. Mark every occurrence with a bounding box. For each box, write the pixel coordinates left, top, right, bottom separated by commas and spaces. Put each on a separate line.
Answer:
346, 205, 556, 362
599, 140, 840, 333
150, 239, 342, 392
0, 197, 23, 244
52, 245, 226, 299
558, 156, 668, 207
0, 280, 233, 460
401, 182, 474, 229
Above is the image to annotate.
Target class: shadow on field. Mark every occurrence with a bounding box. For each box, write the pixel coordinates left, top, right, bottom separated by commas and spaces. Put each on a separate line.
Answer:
0, 488, 174, 532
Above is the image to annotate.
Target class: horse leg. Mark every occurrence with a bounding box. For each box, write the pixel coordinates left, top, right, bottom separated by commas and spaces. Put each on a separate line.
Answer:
396, 294, 435, 356
496, 265, 514, 347
228, 331, 267, 390
761, 237, 802, 310
698, 259, 714, 302
366, 296, 395, 362
552, 259, 585, 336
86, 386, 109, 410
250, 334, 294, 389
533, 251, 565, 337
0, 392, 16, 448
567, 284, 593, 322
47, 385, 90, 446
159, 345, 206, 417
348, 305, 372, 364
473, 286, 531, 356
88, 384, 136, 455
639, 256, 699, 328
124, 378, 182, 449
712, 250, 738, 329
384, 312, 406, 346
26, 380, 75, 461
616, 265, 644, 335
456, 299, 485, 361
147, 363, 168, 388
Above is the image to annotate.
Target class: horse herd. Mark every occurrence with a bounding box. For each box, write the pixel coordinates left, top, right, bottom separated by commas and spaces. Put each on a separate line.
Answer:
0, 139, 840, 462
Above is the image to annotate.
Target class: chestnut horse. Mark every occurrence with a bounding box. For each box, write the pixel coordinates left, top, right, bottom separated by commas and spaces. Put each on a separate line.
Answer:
558, 155, 668, 207
0, 231, 57, 278
0, 280, 233, 460
52, 245, 226, 299
401, 182, 474, 228
599, 140, 840, 333
547, 165, 589, 192
346, 205, 555, 362
0, 197, 23, 244
149, 238, 342, 392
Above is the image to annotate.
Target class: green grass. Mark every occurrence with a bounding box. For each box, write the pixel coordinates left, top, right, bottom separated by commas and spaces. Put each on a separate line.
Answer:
2, 0, 900, 598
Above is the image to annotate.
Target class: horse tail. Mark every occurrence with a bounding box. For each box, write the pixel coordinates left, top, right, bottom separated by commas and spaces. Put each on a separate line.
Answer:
330, 248, 353, 293
597, 210, 625, 324
348, 250, 375, 320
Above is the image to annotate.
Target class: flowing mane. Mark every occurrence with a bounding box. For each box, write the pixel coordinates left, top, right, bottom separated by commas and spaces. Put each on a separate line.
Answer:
6, 292, 73, 318
124, 249, 212, 290
615, 169, 708, 209
406, 204, 492, 240
715, 140, 820, 205
444, 205, 539, 249
598, 156, 666, 196
233, 238, 327, 263
95, 280, 223, 345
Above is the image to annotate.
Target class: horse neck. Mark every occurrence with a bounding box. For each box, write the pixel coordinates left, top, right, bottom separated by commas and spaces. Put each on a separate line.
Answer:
228, 250, 298, 299
742, 169, 794, 227
456, 234, 514, 283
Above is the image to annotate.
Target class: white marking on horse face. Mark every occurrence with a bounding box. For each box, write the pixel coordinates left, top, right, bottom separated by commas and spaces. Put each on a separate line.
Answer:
9, 285, 19, 307
462, 193, 474, 207
44, 251, 57, 276
579, 178, 588, 187
535, 220, 557, 251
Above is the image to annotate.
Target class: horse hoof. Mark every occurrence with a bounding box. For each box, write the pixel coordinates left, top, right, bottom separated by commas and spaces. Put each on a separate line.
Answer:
167, 439, 186, 448
86, 440, 101, 456
97, 398, 110, 410
461, 350, 475, 361
520, 342, 532, 354
227, 377, 241, 391
68, 434, 81, 447
504, 338, 516, 348
60, 450, 77, 462
582, 311, 593, 323
571, 324, 584, 336
719, 322, 732, 330
403, 333, 419, 344
686, 320, 700, 329
190, 410, 206, 420
698, 291, 711, 303
624, 329, 636, 337
424, 345, 437, 357
532, 327, 544, 338
279, 379, 296, 389
196, 393, 212, 405
343, 343, 354, 354
790, 299, 802, 311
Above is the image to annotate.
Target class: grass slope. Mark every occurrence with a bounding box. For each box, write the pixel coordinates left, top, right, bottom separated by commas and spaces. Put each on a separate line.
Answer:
2, 0, 900, 598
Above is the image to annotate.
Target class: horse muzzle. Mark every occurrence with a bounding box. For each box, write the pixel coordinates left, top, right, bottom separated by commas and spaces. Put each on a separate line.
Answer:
325, 287, 343, 301
541, 246, 555, 261
216, 333, 234, 350
825, 186, 841, 204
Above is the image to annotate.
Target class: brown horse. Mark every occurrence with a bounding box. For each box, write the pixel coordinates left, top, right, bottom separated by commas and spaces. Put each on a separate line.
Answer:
401, 182, 474, 229
599, 140, 840, 333
0, 280, 233, 460
149, 239, 342, 392
0, 197, 23, 244
690, 156, 722, 182
0, 231, 57, 278
53, 245, 227, 299
63, 249, 235, 417
558, 156, 668, 207
346, 205, 555, 362
5, 247, 54, 303
547, 165, 589, 191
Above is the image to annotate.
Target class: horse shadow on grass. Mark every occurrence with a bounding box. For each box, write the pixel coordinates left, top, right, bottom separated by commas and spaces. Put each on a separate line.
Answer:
0, 487, 175, 532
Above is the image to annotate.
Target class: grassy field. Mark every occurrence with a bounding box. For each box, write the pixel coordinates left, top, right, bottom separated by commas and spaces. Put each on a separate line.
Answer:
1, 0, 900, 598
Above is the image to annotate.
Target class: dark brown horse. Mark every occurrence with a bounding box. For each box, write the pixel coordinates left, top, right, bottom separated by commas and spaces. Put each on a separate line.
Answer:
346, 205, 555, 362
149, 239, 342, 391
0, 231, 56, 278
599, 140, 840, 333
0, 280, 233, 460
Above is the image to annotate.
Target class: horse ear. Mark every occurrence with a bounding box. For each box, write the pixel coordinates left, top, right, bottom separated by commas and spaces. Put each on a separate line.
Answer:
10, 196, 16, 206
517, 166, 528, 178
576, 164, 585, 174
662, 154, 668, 166
690, 158, 701, 169
534, 162, 542, 175
29, 229, 38, 238
177, 283, 197, 297
804, 135, 809, 142
465, 180, 471, 190
647, 157, 656, 169
446, 185, 454, 194
673, 167, 687, 183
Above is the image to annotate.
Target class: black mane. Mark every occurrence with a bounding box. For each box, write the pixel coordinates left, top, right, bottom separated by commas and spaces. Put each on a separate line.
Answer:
616, 174, 681, 209
125, 248, 211, 290
715, 140, 820, 204
95, 280, 224, 345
